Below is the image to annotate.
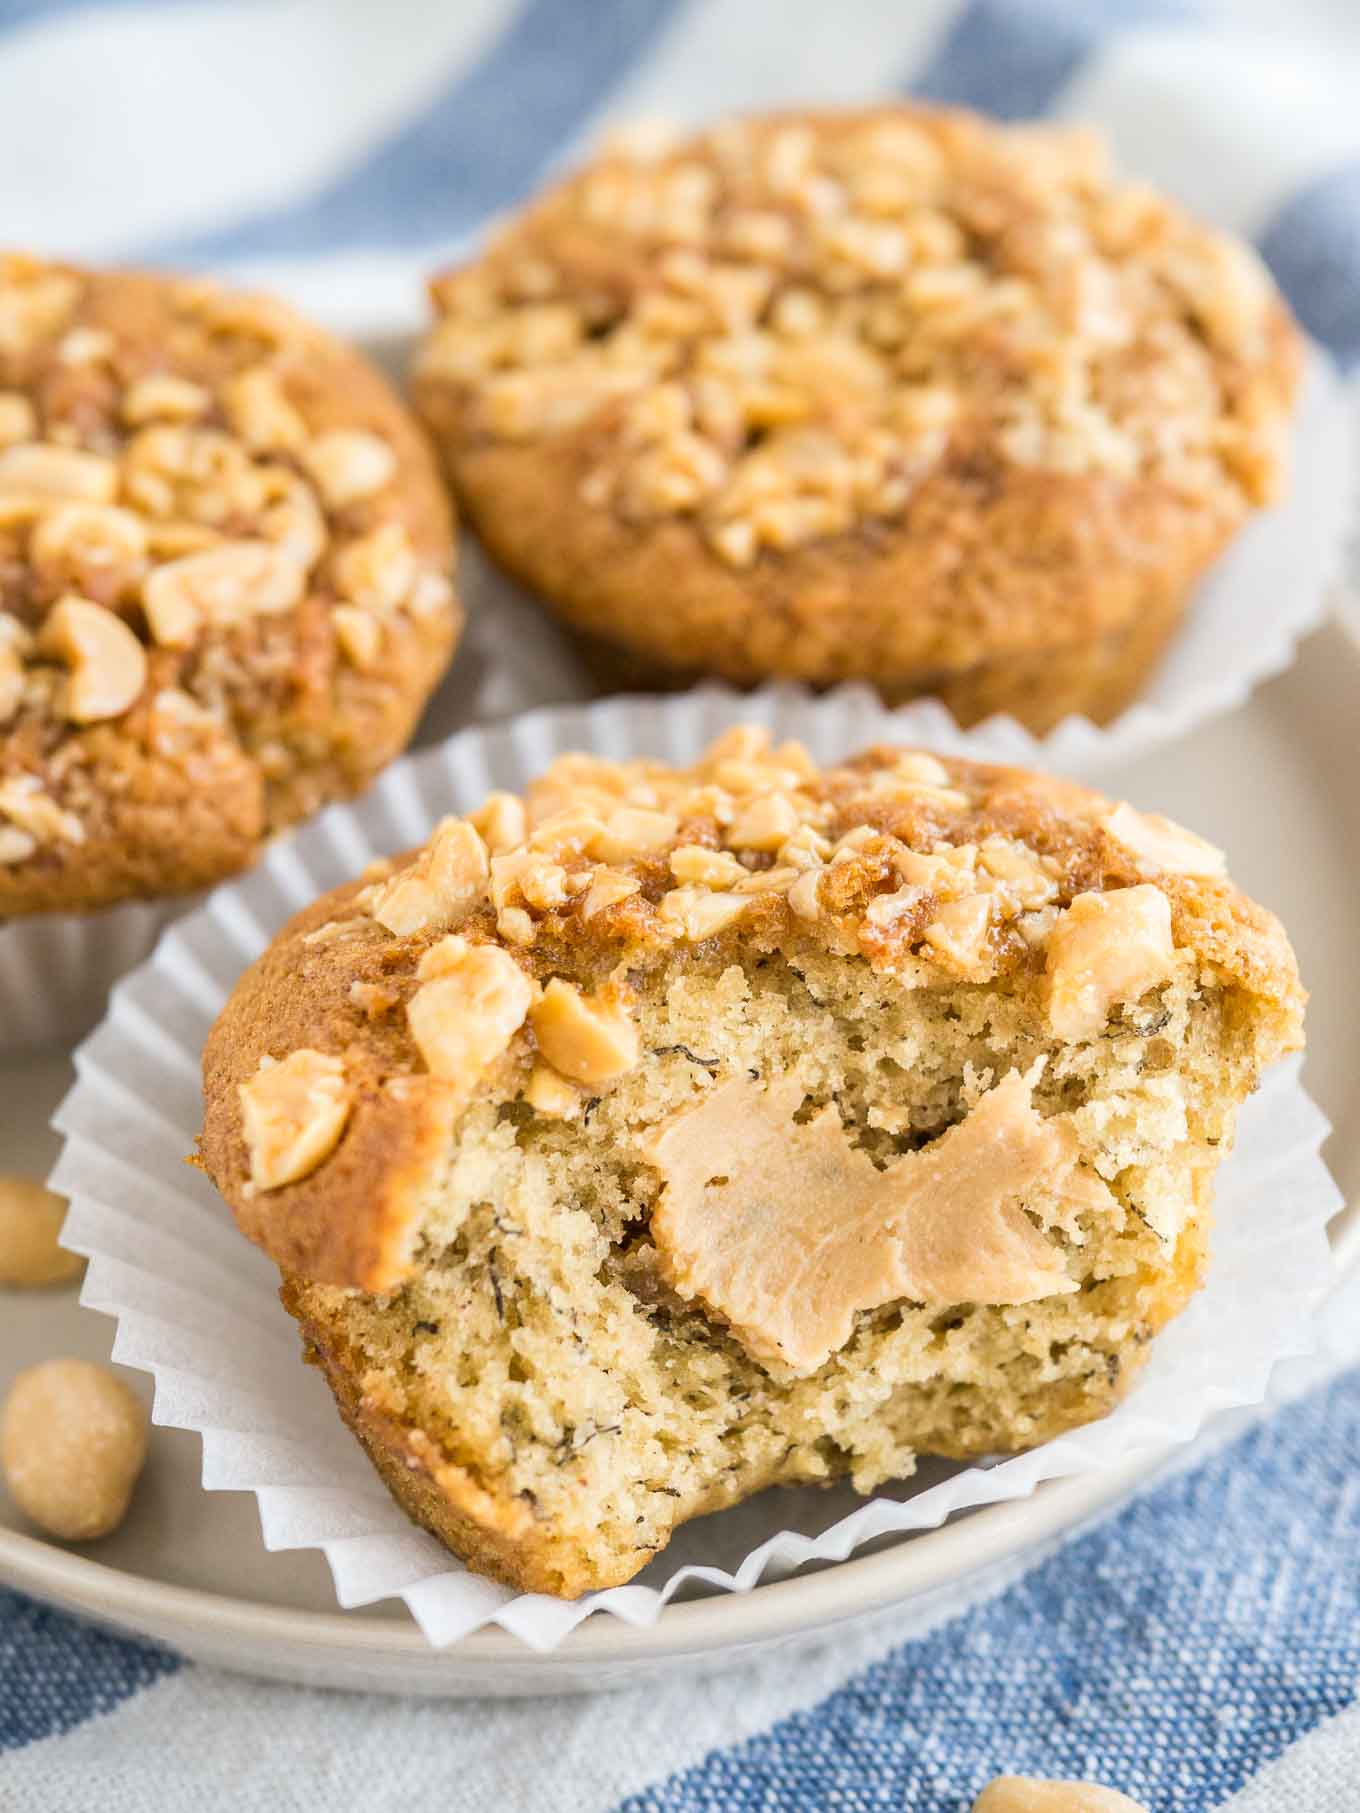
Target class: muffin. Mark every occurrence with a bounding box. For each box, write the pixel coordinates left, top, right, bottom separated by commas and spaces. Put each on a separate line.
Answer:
0, 254, 459, 917
413, 106, 1301, 732
199, 727, 1303, 1597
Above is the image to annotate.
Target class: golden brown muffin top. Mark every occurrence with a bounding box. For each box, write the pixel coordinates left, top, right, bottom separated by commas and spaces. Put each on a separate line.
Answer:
0, 255, 458, 914
416, 106, 1300, 572
200, 727, 1304, 1292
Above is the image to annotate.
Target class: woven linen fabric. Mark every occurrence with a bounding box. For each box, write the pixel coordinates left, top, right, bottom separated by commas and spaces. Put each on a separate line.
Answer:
2, 0, 1359, 1807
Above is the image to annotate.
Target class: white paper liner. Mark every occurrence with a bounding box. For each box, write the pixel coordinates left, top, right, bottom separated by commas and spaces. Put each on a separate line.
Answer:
0, 895, 194, 1058
50, 685, 1343, 1654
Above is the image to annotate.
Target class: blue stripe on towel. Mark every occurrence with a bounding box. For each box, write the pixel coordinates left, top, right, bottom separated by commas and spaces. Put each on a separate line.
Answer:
1257, 161, 1360, 372
908, 0, 1200, 117
149, 0, 689, 266
620, 1369, 1360, 1813
0, 1588, 180, 1752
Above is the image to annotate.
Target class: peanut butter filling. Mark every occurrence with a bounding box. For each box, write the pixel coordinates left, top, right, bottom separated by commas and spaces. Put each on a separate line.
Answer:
642, 1068, 1099, 1374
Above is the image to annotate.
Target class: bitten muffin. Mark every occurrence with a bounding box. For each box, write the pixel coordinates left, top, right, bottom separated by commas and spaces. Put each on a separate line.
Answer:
413, 106, 1301, 731
199, 728, 1303, 1598
0, 255, 460, 916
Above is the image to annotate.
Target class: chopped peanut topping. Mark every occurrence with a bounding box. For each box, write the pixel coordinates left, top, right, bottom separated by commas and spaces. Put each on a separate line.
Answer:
0, 632, 26, 726
0, 826, 35, 864
581, 869, 641, 918
120, 374, 211, 425
30, 502, 149, 599
530, 979, 639, 1084
657, 886, 749, 940
922, 893, 994, 977
1101, 802, 1227, 878
332, 604, 383, 670
0, 393, 36, 447
239, 1049, 353, 1190
428, 818, 491, 914
894, 751, 951, 787
670, 844, 747, 888
38, 595, 148, 723
727, 791, 800, 851
0, 262, 458, 906
0, 262, 80, 354
256, 466, 327, 568
892, 843, 976, 895
0, 442, 116, 503
57, 327, 114, 366
422, 109, 1291, 565
978, 835, 1059, 909
644, 1070, 1084, 1374
593, 806, 679, 862
332, 521, 417, 613
416, 932, 470, 979
528, 806, 606, 857
497, 905, 535, 946
523, 1061, 583, 1118
371, 819, 490, 938
519, 858, 568, 911
0, 775, 83, 848
407, 943, 533, 1083
221, 367, 307, 452
351, 731, 1232, 1005
302, 430, 397, 510
470, 791, 529, 854
1046, 885, 1176, 1040
786, 867, 823, 919
733, 863, 799, 896
706, 725, 769, 764
141, 540, 305, 646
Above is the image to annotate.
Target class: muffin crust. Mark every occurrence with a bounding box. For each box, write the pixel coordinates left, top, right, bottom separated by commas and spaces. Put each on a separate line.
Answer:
415, 106, 1300, 729
0, 256, 460, 915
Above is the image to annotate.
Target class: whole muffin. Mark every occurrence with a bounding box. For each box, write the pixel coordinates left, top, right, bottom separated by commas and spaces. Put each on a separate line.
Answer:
413, 107, 1301, 731
200, 728, 1303, 1597
0, 255, 459, 916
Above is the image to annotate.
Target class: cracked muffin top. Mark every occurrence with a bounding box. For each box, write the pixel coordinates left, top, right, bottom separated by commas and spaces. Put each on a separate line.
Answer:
414, 106, 1301, 727
0, 255, 460, 916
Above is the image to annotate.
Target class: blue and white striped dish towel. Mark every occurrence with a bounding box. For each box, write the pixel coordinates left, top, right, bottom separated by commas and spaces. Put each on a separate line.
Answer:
2, 1, 1359, 1807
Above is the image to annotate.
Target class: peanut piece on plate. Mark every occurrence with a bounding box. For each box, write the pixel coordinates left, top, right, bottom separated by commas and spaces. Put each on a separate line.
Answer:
1, 1359, 148, 1541
974, 1777, 1147, 1812
0, 1174, 83, 1286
